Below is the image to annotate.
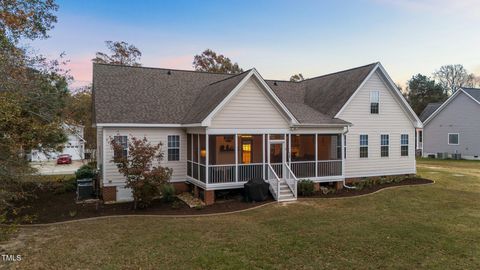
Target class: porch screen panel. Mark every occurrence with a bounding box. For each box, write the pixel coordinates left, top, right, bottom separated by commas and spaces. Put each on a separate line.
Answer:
238, 135, 263, 181
192, 134, 198, 179
290, 134, 315, 177
317, 135, 341, 160
208, 135, 236, 183
187, 134, 192, 177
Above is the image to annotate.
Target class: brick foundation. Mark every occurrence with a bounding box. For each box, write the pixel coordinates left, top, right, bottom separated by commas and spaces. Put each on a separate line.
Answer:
313, 183, 321, 192
171, 182, 190, 194
102, 186, 117, 202
334, 181, 343, 191
204, 190, 215, 205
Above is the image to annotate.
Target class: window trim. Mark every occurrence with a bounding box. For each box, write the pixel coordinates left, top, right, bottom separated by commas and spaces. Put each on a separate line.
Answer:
359, 134, 368, 158
167, 135, 181, 161
380, 134, 389, 157
370, 91, 380, 114
113, 135, 128, 159
448, 133, 459, 145
400, 134, 409, 157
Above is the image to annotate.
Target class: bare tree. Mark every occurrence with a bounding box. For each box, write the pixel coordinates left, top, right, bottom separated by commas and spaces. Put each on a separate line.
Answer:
93, 41, 142, 66
290, 73, 305, 82
433, 64, 476, 95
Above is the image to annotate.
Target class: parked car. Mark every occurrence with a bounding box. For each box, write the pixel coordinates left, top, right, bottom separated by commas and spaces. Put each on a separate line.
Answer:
57, 154, 72, 165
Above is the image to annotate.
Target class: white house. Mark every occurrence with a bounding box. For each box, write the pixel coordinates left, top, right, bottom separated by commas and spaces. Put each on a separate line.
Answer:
31, 124, 86, 162
93, 62, 422, 204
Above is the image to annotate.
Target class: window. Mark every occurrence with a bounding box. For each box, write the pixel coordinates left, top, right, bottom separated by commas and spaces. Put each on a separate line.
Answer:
344, 135, 347, 159
168, 135, 180, 161
336, 135, 342, 159
448, 133, 459, 145
381, 134, 389, 157
419, 130, 423, 143
360, 135, 368, 158
113, 136, 128, 159
401, 134, 409, 156
370, 91, 379, 114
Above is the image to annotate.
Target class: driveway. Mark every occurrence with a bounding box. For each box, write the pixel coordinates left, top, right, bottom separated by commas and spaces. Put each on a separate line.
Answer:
31, 160, 85, 175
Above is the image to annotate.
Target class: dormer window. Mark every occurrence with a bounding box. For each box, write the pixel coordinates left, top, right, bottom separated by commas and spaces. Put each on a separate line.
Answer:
370, 91, 379, 114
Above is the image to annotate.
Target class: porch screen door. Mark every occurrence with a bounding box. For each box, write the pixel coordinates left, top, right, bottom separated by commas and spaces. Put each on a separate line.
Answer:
269, 141, 285, 178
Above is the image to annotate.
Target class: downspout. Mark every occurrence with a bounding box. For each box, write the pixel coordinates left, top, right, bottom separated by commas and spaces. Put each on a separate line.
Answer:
341, 125, 356, 189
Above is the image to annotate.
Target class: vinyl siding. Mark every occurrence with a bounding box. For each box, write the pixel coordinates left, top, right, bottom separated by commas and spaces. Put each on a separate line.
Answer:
96, 127, 103, 170
210, 78, 290, 129
338, 71, 416, 178
102, 127, 188, 188
423, 92, 480, 158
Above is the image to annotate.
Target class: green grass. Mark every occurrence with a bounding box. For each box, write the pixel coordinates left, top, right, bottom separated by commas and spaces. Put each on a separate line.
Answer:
4, 159, 480, 269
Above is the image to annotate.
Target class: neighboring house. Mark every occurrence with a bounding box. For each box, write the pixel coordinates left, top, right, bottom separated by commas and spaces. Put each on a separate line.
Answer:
31, 124, 86, 162
420, 87, 480, 160
93, 62, 422, 204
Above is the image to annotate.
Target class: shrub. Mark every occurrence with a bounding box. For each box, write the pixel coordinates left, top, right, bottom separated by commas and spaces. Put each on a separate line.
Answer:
298, 179, 315, 196
64, 177, 77, 192
136, 181, 160, 209
160, 184, 176, 203
75, 164, 94, 179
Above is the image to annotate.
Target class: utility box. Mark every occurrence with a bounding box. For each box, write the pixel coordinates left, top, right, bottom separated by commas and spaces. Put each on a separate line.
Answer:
77, 178, 93, 200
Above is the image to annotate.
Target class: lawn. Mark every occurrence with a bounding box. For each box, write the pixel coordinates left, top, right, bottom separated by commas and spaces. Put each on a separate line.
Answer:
2, 159, 480, 269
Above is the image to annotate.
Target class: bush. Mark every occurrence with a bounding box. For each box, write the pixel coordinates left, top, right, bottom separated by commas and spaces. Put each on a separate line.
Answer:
298, 180, 315, 196
75, 164, 94, 179
136, 181, 160, 209
160, 184, 176, 203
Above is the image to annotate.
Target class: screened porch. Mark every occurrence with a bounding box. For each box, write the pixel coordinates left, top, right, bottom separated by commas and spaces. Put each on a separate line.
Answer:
186, 133, 344, 189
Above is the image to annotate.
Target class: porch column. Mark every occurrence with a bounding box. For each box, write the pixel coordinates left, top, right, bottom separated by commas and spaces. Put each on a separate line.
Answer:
288, 133, 291, 166
205, 133, 209, 184
197, 134, 200, 181
235, 133, 238, 182
262, 134, 265, 180
315, 133, 318, 177
341, 133, 345, 177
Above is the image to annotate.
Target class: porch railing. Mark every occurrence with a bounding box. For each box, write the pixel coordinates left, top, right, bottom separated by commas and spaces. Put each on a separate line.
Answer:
267, 164, 281, 201
317, 160, 342, 177
284, 163, 298, 198
208, 164, 236, 184
270, 163, 283, 178
290, 161, 316, 178
238, 163, 263, 182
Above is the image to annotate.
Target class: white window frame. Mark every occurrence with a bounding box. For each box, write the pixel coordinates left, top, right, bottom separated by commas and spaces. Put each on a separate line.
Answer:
113, 135, 128, 159
359, 134, 368, 158
448, 133, 459, 145
370, 91, 380, 114
167, 135, 181, 161
400, 134, 409, 157
380, 134, 389, 157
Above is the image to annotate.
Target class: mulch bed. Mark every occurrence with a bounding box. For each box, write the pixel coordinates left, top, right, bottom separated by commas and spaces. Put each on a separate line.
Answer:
10, 192, 273, 224
301, 177, 433, 198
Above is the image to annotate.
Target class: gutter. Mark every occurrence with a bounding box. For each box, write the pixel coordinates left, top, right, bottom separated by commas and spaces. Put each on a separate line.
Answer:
341, 125, 356, 189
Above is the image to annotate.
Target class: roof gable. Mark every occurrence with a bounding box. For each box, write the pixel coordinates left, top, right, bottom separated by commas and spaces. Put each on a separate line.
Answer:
419, 102, 442, 122
423, 88, 480, 126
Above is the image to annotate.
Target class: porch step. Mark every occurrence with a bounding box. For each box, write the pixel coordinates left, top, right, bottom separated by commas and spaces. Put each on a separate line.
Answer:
275, 179, 297, 202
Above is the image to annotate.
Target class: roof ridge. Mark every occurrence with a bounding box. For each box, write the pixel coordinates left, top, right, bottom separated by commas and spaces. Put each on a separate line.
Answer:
302, 62, 379, 82
93, 62, 238, 76
206, 69, 252, 86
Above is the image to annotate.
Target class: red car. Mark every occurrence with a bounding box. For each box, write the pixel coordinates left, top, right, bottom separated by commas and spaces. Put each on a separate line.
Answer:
57, 154, 72, 165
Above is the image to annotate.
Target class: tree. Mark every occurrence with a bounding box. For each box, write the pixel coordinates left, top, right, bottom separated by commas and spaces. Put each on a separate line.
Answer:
110, 136, 172, 209
405, 74, 448, 115
433, 64, 476, 95
0, 0, 58, 42
290, 73, 305, 82
64, 85, 96, 159
193, 49, 243, 74
92, 41, 142, 66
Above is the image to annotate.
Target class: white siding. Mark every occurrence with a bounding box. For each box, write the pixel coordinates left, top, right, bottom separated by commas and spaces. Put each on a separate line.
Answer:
210, 78, 290, 129
102, 127, 188, 188
338, 71, 416, 178
96, 127, 103, 170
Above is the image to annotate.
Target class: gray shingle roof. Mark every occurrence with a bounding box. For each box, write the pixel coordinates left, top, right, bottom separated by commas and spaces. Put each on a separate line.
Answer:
93, 63, 377, 126
419, 102, 442, 122
462, 87, 480, 103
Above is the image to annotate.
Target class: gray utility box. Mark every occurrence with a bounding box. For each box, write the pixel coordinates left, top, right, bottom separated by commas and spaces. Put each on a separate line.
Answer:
77, 178, 93, 200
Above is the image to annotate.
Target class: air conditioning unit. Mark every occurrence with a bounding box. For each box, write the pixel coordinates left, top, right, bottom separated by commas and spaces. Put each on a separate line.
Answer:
437, 152, 444, 159
452, 153, 462, 160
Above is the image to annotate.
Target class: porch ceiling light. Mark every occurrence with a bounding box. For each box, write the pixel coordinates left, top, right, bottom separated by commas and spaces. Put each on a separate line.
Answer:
200, 149, 206, 158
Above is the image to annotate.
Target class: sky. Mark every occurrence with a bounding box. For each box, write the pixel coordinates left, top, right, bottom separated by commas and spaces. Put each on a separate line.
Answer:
28, 0, 480, 89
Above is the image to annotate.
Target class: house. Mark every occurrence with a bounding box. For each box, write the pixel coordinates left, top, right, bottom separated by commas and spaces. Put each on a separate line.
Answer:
93, 62, 422, 204
30, 124, 86, 162
420, 87, 480, 160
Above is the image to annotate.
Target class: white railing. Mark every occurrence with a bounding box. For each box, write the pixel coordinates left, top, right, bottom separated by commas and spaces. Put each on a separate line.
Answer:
270, 163, 283, 178
284, 163, 298, 198
238, 163, 263, 182
290, 161, 316, 178
208, 164, 236, 184
317, 160, 342, 177
267, 164, 281, 201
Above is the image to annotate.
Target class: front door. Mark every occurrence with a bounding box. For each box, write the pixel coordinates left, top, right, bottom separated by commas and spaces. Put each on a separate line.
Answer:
269, 141, 285, 178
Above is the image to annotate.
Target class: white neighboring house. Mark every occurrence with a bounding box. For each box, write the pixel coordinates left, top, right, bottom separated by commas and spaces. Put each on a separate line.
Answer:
93, 62, 422, 204
31, 124, 86, 162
